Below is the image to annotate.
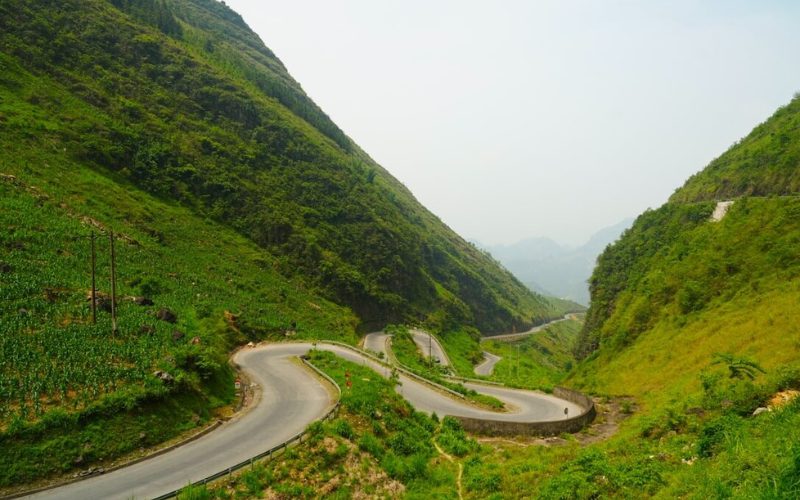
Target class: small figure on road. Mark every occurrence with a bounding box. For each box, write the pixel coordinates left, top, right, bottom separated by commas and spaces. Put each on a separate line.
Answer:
564, 407, 569, 416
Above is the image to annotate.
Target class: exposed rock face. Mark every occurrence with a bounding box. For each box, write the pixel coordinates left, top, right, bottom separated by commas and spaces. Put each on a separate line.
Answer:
153, 370, 175, 383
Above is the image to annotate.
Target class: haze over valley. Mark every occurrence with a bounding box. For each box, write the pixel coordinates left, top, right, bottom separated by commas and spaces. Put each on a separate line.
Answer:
1, 1, 799, 498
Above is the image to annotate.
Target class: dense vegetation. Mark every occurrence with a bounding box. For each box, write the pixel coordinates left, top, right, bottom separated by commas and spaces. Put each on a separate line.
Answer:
558, 95, 800, 497
0, 0, 559, 487
0, 0, 553, 334
671, 95, 800, 203
0, 159, 355, 488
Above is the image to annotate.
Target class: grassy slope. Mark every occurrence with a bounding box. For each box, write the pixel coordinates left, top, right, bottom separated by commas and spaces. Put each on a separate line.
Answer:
0, 161, 356, 486
198, 350, 478, 499
538, 97, 800, 498
0, 0, 553, 487
482, 319, 581, 391
671, 95, 800, 203
0, 0, 553, 334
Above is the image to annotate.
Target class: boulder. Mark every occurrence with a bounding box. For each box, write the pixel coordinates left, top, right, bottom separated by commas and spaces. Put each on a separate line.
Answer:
752, 407, 769, 416
153, 370, 175, 383
156, 307, 177, 323
190, 336, 201, 345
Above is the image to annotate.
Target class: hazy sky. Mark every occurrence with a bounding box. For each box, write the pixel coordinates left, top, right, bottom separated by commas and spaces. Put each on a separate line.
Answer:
225, 0, 800, 246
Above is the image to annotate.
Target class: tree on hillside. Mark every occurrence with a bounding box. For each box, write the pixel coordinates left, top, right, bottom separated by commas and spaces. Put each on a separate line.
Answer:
712, 352, 766, 380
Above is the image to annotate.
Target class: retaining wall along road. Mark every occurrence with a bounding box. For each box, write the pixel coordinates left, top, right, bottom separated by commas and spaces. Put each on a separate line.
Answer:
454, 387, 596, 436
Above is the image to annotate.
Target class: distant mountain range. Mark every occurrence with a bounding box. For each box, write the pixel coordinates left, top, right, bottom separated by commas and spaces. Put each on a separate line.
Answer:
478, 219, 634, 305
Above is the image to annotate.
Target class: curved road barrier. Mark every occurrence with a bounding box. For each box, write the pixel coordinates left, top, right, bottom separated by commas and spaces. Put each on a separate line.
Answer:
454, 387, 597, 436
29, 339, 593, 499
366, 330, 596, 435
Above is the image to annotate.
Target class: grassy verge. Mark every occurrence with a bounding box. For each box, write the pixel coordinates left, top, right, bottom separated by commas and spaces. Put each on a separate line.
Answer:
453, 358, 800, 498
387, 326, 504, 410
192, 350, 479, 498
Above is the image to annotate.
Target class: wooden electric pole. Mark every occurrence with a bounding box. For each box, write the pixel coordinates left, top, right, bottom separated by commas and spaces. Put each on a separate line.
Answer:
110, 230, 118, 335
90, 232, 97, 324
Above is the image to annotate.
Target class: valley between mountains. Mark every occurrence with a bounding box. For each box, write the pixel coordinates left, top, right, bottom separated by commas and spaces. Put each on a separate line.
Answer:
1, 0, 799, 498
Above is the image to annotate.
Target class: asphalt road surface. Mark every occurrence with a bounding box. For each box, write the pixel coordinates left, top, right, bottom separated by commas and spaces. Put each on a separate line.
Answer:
481, 315, 572, 342
474, 351, 503, 376
30, 344, 339, 500
33, 341, 579, 499
360, 332, 580, 420
410, 329, 451, 366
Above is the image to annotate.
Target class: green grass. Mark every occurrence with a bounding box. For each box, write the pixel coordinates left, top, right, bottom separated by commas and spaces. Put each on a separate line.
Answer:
481, 319, 581, 391
449, 360, 800, 499
387, 326, 504, 410
0, 0, 554, 334
197, 350, 479, 498
0, 163, 356, 486
671, 95, 800, 203
573, 197, 800, 410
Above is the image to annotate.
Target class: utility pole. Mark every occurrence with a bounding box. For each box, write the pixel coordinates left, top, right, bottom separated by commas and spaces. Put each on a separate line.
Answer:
109, 230, 118, 335
90, 232, 97, 324
429, 331, 432, 363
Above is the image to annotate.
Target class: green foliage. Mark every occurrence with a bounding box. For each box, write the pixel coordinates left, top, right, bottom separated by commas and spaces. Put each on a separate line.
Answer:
0, 0, 552, 336
671, 95, 800, 203
482, 319, 581, 390
0, 153, 356, 484
435, 416, 477, 457
203, 351, 465, 497
712, 352, 766, 380
177, 483, 212, 500
388, 326, 505, 409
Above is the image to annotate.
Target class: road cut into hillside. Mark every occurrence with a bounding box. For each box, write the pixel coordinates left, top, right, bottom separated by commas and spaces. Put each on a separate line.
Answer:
31, 341, 580, 500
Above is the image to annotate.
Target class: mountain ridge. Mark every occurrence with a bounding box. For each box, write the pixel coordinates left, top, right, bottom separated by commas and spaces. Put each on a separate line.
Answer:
477, 218, 633, 305
0, 0, 558, 334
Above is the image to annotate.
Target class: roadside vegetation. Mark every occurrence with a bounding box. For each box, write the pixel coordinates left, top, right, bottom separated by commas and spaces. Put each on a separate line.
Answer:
0, 0, 554, 335
386, 326, 504, 410
194, 351, 478, 499
482, 319, 582, 391
0, 171, 355, 489
0, 0, 557, 489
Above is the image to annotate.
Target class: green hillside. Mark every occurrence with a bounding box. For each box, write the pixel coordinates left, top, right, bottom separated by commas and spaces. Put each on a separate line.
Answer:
559, 96, 800, 497
671, 95, 800, 203
0, 0, 559, 488
0, 0, 553, 335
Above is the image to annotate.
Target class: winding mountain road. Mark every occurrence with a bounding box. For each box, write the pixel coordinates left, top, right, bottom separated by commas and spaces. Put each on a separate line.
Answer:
474, 351, 502, 376
474, 314, 583, 375
481, 315, 571, 342
410, 329, 451, 366
32, 339, 580, 499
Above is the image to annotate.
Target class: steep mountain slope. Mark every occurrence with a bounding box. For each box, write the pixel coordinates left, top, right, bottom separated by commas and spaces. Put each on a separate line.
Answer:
483, 219, 632, 305
541, 96, 800, 499
0, 0, 560, 487
671, 94, 800, 203
575, 96, 800, 372
0, 0, 554, 335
